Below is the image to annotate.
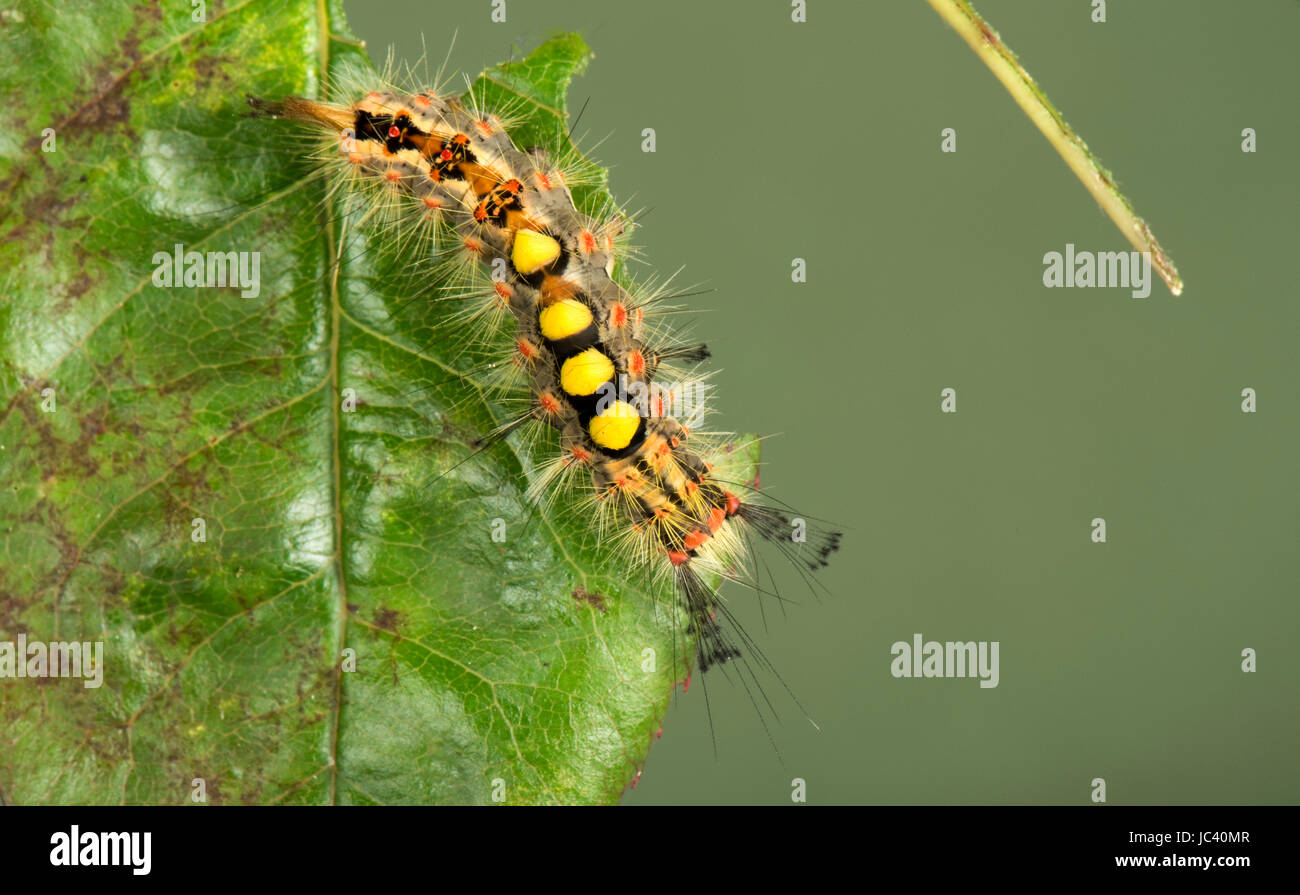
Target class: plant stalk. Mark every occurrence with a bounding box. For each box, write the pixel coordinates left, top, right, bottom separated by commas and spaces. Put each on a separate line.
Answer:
926, 0, 1184, 295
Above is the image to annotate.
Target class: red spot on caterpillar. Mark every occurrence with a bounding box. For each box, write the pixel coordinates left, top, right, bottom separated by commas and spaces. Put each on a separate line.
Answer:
516, 338, 535, 359
384, 168, 401, 183
534, 171, 552, 190
440, 148, 453, 161
476, 119, 493, 136
427, 167, 442, 182
463, 237, 482, 254
388, 125, 400, 138
570, 446, 591, 463
610, 303, 627, 327
707, 507, 726, 533
667, 550, 690, 566
579, 230, 596, 254
685, 480, 699, 495
628, 350, 645, 376
657, 442, 670, 457
474, 205, 488, 222
683, 529, 709, 551
724, 492, 741, 516
669, 437, 680, 448
414, 95, 431, 107
422, 196, 441, 209
495, 281, 513, 300
539, 392, 561, 414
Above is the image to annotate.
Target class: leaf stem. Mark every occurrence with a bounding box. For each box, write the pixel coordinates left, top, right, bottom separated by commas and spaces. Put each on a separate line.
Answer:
925, 0, 1184, 295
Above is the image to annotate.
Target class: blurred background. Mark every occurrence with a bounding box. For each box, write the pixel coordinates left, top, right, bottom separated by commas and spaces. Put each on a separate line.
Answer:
343, 0, 1300, 804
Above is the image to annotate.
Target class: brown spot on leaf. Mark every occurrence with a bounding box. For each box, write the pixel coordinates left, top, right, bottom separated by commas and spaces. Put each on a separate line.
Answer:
571, 587, 607, 613
193, 53, 232, 87
373, 606, 405, 631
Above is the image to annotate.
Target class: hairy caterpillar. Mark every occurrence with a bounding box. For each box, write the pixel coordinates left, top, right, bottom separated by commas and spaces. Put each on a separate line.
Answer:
248, 49, 840, 722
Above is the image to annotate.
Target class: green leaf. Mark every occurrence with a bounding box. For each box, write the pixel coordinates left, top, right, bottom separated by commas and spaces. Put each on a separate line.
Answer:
0, 2, 755, 804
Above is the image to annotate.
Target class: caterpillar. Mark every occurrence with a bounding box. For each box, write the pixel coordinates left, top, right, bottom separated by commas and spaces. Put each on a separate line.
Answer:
248, 51, 840, 720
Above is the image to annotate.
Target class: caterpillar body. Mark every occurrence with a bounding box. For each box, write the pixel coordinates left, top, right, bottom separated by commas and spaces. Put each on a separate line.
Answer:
249, 63, 839, 699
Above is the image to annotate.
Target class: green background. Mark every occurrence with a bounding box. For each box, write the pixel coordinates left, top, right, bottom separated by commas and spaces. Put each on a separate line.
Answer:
343, 0, 1300, 805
